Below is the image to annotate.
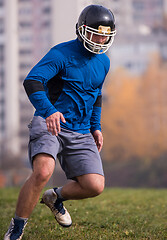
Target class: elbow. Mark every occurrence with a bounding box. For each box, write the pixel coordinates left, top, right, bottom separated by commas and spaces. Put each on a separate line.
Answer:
22, 79, 45, 97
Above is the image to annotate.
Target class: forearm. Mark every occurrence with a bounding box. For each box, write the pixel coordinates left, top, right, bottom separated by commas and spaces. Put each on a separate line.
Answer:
90, 95, 102, 133
23, 79, 57, 118
90, 106, 101, 133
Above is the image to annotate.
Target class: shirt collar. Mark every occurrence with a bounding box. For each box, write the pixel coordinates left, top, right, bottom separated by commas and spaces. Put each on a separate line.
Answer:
76, 38, 94, 57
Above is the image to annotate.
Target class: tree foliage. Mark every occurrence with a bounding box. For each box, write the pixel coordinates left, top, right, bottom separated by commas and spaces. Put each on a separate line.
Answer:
102, 53, 167, 161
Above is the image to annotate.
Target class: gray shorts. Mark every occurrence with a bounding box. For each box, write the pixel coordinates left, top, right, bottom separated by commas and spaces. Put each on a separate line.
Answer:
28, 116, 104, 180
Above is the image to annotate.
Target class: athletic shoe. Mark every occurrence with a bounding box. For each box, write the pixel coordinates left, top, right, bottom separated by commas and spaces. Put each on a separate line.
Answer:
4, 218, 27, 240
41, 189, 72, 227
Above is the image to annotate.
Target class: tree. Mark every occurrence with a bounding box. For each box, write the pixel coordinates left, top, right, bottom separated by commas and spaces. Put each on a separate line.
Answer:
102, 53, 167, 162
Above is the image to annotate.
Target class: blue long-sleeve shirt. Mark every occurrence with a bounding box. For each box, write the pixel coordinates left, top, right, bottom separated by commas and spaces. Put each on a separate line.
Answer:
23, 38, 110, 134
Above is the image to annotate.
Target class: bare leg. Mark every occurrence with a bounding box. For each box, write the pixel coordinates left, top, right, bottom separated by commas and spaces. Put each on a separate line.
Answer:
16, 154, 55, 218
61, 174, 105, 200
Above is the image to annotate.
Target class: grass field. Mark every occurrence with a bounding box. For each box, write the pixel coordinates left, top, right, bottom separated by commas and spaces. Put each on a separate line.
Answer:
1, 187, 167, 240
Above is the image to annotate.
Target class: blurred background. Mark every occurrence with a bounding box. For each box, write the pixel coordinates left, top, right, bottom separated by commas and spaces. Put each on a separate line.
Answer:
0, 0, 167, 188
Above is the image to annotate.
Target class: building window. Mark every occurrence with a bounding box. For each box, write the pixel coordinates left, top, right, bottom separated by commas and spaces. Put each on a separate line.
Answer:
42, 21, 50, 27
20, 63, 32, 69
153, 0, 163, 7
0, 19, 4, 34
0, 0, 4, 7
0, 45, 4, 61
0, 70, 5, 88
19, 21, 32, 28
19, 49, 32, 55
0, 109, 5, 122
42, 7, 51, 14
133, 1, 144, 11
19, 8, 32, 16
19, 35, 32, 43
19, 0, 31, 2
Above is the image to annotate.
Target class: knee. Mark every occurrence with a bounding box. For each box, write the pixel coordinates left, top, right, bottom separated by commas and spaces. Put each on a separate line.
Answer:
89, 178, 105, 197
34, 169, 52, 186
79, 174, 105, 198
32, 154, 55, 186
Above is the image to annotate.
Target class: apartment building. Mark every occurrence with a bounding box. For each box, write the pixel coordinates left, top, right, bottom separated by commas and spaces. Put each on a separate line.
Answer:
0, 0, 5, 155
0, 0, 94, 163
18, 0, 53, 156
108, 0, 167, 74
0, 0, 20, 159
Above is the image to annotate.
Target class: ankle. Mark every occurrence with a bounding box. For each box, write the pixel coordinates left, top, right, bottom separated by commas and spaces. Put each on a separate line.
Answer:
15, 214, 28, 222
54, 187, 66, 201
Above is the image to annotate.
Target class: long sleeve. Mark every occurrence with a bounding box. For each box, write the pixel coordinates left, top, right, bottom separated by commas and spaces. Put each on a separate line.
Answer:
90, 90, 102, 133
90, 55, 110, 133
23, 48, 65, 118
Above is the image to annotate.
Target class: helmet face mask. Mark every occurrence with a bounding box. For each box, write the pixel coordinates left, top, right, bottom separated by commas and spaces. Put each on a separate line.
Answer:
78, 24, 116, 54
76, 5, 116, 54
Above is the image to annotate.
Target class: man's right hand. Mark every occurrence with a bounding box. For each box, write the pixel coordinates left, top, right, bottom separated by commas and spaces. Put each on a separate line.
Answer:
46, 112, 66, 136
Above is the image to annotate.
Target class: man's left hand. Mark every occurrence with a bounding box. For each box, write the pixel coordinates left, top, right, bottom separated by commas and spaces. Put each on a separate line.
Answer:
92, 130, 103, 152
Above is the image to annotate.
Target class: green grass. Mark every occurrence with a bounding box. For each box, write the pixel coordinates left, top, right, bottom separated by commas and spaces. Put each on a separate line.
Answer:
1, 188, 167, 239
